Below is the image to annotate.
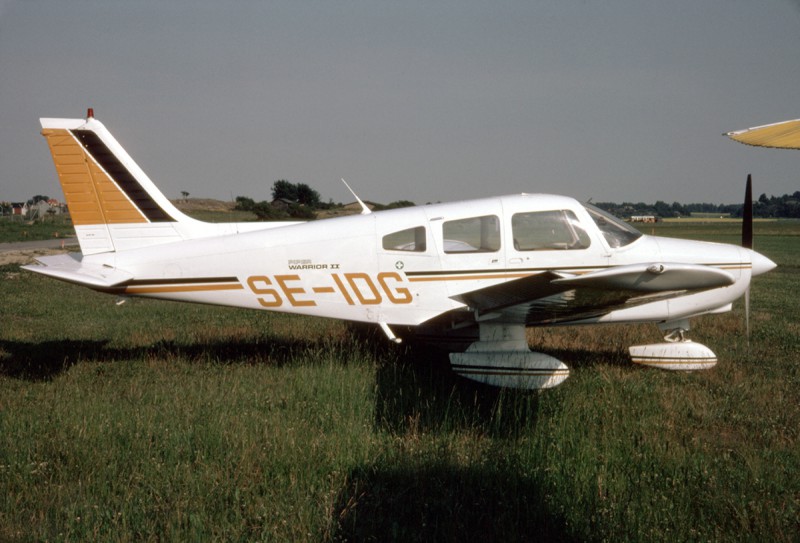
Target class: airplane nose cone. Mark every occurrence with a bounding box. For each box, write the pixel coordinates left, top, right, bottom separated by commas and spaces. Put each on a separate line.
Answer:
749, 249, 777, 277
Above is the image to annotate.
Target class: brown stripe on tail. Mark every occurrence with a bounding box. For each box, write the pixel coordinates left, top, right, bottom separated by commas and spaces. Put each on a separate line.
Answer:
40, 128, 174, 226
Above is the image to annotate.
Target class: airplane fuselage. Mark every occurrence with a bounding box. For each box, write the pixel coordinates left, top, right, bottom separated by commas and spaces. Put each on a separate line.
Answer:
82, 193, 763, 330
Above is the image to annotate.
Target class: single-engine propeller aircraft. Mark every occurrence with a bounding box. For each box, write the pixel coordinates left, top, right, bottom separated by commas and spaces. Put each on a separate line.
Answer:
24, 110, 776, 389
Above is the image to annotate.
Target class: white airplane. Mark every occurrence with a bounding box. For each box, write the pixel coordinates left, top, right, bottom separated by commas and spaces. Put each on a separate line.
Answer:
24, 111, 776, 389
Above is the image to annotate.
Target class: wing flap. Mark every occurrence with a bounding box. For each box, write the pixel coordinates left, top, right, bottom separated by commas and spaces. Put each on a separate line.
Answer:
21, 253, 133, 288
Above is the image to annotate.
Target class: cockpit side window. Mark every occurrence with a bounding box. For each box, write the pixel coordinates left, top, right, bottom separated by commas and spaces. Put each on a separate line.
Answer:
382, 226, 427, 252
584, 204, 643, 248
511, 210, 591, 251
443, 215, 501, 253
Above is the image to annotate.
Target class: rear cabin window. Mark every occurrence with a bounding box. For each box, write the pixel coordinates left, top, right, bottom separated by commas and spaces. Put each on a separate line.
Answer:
443, 215, 501, 253
511, 210, 591, 251
382, 226, 426, 252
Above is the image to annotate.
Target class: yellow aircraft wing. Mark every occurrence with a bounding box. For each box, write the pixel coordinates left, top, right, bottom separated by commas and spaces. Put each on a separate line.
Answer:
726, 118, 800, 149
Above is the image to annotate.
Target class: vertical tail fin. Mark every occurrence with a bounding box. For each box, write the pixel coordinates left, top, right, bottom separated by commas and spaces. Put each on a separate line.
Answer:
41, 111, 301, 255
41, 112, 201, 255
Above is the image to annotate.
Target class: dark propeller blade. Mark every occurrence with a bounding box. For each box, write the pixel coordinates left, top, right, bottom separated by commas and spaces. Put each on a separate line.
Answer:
742, 174, 753, 249
742, 175, 754, 341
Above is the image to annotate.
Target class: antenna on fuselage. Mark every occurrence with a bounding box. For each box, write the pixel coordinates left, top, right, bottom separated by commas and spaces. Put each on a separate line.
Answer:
341, 178, 372, 215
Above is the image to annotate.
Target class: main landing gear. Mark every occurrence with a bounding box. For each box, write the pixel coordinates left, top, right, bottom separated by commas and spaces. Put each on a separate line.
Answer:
446, 319, 717, 390
448, 323, 569, 390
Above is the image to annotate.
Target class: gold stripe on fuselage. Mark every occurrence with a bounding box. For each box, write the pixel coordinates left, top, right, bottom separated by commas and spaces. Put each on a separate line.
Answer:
124, 283, 244, 295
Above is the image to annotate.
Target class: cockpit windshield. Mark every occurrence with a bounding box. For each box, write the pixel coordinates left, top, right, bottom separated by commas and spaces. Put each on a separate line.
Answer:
583, 204, 643, 248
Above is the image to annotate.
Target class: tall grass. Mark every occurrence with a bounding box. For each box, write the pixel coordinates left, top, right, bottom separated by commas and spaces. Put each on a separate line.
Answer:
1, 221, 798, 541
1, 292, 378, 540
0, 215, 74, 243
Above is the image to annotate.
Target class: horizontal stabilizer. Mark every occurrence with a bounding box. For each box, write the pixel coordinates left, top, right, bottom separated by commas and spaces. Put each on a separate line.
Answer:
552, 262, 734, 292
22, 253, 132, 288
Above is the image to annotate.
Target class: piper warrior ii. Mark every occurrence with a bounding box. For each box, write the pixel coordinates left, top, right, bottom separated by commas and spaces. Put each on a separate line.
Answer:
24, 111, 776, 390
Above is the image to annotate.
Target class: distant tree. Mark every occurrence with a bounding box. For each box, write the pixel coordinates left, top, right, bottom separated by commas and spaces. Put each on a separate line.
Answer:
234, 196, 255, 211
27, 195, 50, 205
234, 193, 320, 221
251, 201, 289, 220
387, 200, 415, 209
272, 180, 298, 202
180, 191, 190, 201
295, 183, 321, 207
594, 191, 800, 219
653, 200, 672, 217
782, 199, 800, 218
288, 203, 317, 219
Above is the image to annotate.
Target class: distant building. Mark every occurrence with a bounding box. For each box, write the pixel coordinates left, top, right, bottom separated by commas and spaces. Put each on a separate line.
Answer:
11, 202, 28, 216
270, 198, 296, 211
11, 199, 65, 219
27, 200, 61, 219
630, 215, 658, 223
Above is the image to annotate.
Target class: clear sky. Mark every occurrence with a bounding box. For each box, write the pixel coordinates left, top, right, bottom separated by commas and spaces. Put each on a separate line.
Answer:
1, 1, 799, 206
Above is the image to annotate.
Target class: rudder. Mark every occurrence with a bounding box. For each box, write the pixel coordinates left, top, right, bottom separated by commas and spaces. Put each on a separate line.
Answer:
41, 112, 194, 255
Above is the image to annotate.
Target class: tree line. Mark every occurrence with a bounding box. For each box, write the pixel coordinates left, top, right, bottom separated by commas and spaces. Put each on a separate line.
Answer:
234, 180, 326, 220
234, 180, 415, 220
594, 191, 800, 219
5, 183, 800, 221
236, 180, 800, 221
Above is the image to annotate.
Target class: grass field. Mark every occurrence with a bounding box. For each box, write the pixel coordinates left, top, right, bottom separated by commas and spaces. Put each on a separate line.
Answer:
1, 221, 798, 541
0, 215, 74, 243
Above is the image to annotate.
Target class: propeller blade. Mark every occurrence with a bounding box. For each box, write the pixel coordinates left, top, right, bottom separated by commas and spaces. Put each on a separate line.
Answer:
742, 174, 753, 249
742, 174, 754, 342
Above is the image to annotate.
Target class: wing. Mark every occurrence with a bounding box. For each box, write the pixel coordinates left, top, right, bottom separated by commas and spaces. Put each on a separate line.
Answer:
451, 263, 734, 325
726, 118, 800, 149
